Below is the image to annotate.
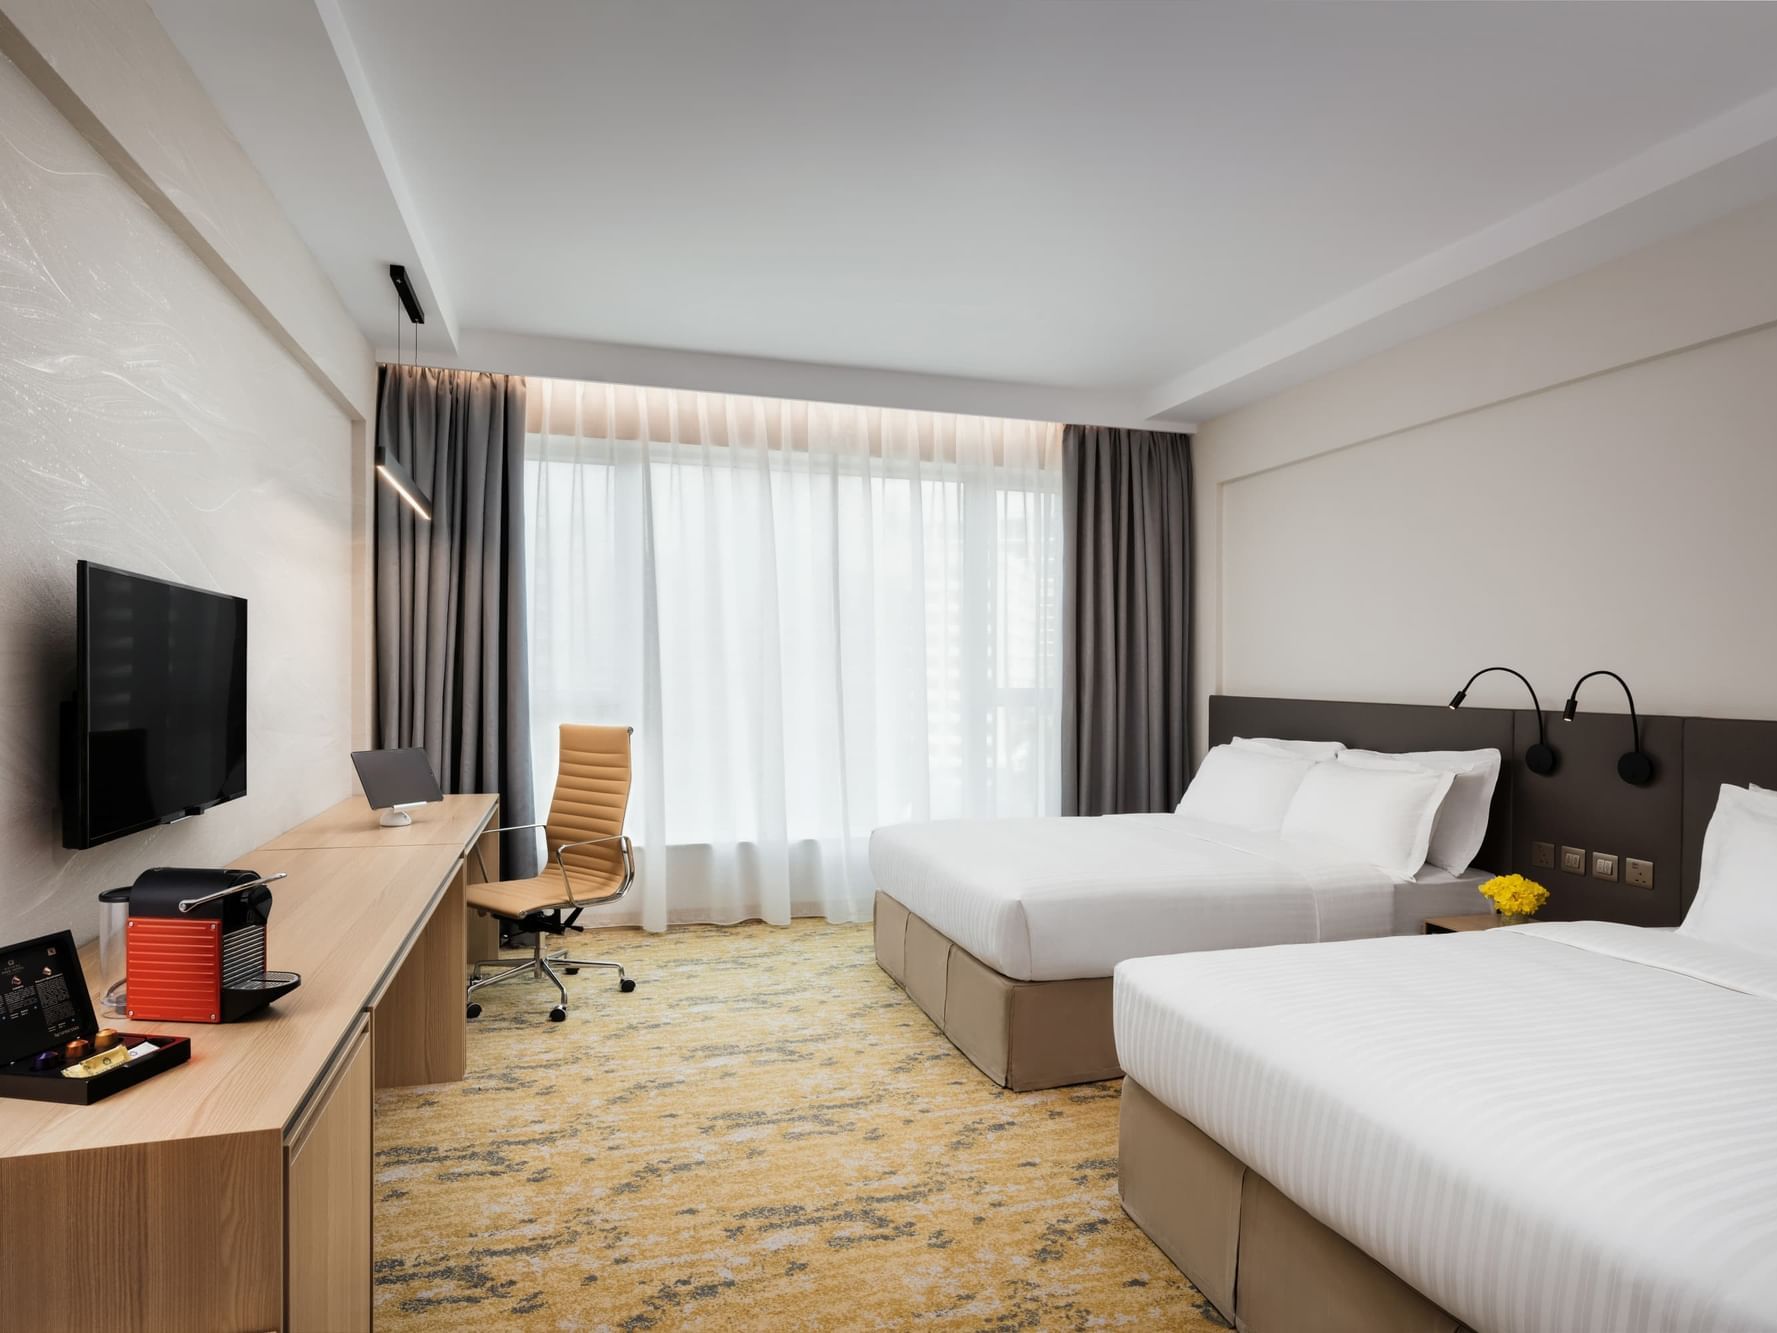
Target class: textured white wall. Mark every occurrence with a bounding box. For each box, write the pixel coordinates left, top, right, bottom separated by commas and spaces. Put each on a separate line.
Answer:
0, 53, 355, 943
1193, 196, 1777, 747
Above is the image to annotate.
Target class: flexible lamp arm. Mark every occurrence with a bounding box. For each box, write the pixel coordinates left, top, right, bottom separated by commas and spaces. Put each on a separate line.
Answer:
1563, 670, 1641, 751
1449, 666, 1547, 749
1563, 669, 1653, 786
1448, 665, 1557, 776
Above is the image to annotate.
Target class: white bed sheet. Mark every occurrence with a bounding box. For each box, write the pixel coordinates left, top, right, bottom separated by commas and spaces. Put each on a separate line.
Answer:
1394, 863, 1493, 934
868, 814, 1395, 981
1114, 923, 1777, 1333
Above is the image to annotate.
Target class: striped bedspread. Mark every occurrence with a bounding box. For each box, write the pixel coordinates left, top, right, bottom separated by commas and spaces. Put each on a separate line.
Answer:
1114, 923, 1777, 1333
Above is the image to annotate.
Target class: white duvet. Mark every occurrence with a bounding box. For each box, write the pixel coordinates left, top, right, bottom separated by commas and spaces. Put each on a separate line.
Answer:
868, 814, 1394, 981
1115, 923, 1777, 1333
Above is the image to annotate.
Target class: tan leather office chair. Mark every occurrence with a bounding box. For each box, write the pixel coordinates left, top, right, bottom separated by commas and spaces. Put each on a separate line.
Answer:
467, 724, 637, 1022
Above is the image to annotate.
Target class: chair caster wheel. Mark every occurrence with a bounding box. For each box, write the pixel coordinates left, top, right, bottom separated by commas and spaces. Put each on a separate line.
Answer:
619, 978, 637, 993
466, 1003, 482, 1019
549, 1006, 567, 1022
564, 966, 580, 975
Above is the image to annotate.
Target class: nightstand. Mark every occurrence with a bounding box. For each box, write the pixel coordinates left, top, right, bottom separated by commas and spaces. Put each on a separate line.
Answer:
1423, 913, 1512, 934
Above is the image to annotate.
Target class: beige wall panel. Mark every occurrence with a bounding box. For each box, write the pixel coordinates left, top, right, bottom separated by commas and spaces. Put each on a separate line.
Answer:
1194, 197, 1777, 750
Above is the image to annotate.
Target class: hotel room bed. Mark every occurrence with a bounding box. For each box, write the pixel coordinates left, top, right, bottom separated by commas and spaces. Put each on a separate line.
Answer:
871, 813, 1492, 1090
1114, 922, 1777, 1333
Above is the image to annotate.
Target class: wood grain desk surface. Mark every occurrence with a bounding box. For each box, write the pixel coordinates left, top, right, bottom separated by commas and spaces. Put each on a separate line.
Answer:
0, 795, 497, 1159
262, 792, 502, 851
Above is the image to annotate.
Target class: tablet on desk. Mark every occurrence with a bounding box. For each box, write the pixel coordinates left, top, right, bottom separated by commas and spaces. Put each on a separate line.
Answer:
350, 748, 445, 827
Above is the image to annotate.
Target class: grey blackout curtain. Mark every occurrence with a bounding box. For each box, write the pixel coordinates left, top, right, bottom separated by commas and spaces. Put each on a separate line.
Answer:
1061, 425, 1193, 816
375, 364, 539, 878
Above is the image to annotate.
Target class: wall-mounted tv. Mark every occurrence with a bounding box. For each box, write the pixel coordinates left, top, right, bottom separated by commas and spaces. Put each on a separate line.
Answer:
62, 561, 248, 850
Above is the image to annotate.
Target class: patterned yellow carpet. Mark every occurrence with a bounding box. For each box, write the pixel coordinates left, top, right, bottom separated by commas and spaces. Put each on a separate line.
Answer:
373, 920, 1227, 1330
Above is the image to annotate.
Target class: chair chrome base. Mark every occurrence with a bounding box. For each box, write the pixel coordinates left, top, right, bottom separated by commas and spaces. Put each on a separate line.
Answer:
468, 936, 633, 1021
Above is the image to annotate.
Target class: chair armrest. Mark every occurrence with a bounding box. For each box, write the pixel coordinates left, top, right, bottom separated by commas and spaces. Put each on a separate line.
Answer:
471, 822, 549, 882
551, 835, 635, 906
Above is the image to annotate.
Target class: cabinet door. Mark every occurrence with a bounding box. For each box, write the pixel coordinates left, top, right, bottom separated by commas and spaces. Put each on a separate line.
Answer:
287, 1021, 372, 1332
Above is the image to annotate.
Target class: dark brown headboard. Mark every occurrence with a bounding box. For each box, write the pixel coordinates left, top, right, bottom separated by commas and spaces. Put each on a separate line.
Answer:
1509, 710, 1684, 925
1682, 717, 1777, 912
1210, 694, 1777, 927
1208, 695, 1515, 876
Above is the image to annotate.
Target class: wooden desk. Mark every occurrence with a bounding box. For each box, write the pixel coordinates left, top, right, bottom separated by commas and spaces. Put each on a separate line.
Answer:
264, 793, 504, 853
266, 793, 507, 963
0, 793, 498, 1332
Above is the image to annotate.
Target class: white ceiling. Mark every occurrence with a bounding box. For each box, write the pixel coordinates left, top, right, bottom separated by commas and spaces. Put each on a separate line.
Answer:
150, 1, 1777, 427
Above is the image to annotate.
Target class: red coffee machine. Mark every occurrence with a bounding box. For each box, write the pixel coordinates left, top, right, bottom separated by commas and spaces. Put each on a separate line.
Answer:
124, 867, 301, 1024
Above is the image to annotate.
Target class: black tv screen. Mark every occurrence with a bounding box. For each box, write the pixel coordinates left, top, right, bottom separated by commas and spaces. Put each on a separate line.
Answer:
63, 562, 247, 849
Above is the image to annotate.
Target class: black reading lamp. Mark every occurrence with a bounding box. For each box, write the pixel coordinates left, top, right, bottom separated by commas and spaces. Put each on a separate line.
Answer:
1448, 666, 1558, 776
376, 263, 433, 521
1562, 670, 1654, 786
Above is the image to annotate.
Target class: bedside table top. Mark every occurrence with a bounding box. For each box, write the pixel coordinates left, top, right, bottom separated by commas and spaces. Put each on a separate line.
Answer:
1423, 913, 1511, 934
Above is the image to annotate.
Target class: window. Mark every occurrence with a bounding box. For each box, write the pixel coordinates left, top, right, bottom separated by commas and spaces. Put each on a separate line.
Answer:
525, 379, 1062, 927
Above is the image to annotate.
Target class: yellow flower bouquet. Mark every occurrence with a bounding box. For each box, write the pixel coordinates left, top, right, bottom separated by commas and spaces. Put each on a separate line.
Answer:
1478, 873, 1549, 923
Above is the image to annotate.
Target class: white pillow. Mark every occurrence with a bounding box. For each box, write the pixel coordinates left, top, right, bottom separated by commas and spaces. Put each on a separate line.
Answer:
1234, 736, 1346, 763
1280, 760, 1454, 880
1681, 784, 1777, 953
1177, 744, 1317, 832
1338, 748, 1501, 875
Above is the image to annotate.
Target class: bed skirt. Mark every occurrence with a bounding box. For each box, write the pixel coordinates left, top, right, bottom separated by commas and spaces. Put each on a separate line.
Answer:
1118, 1077, 1468, 1332
872, 891, 1121, 1090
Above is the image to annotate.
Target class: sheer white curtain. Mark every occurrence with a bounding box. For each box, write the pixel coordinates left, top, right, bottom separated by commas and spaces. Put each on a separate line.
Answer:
524, 378, 1062, 930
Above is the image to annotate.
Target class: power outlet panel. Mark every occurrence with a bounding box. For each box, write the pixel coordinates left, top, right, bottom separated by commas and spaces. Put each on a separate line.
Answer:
1625, 857, 1655, 890
1531, 841, 1555, 870
1560, 846, 1587, 875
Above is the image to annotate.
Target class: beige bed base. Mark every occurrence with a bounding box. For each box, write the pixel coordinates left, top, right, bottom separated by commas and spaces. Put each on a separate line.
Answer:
1119, 1077, 1470, 1332
873, 891, 1121, 1090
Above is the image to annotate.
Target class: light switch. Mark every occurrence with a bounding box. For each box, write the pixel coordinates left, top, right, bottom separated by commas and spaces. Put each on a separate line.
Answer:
1531, 841, 1555, 870
1592, 852, 1618, 882
1625, 857, 1655, 889
1560, 846, 1587, 875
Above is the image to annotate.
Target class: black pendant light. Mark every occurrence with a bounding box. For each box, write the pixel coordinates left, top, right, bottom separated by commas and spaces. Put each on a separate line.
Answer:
376, 264, 432, 521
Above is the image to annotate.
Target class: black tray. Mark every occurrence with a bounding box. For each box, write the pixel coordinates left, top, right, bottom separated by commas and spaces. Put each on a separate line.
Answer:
1, 927, 191, 1104
0, 1033, 190, 1105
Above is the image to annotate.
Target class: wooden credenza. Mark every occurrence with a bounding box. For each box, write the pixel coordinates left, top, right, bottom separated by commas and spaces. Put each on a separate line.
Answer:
0, 793, 502, 1332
